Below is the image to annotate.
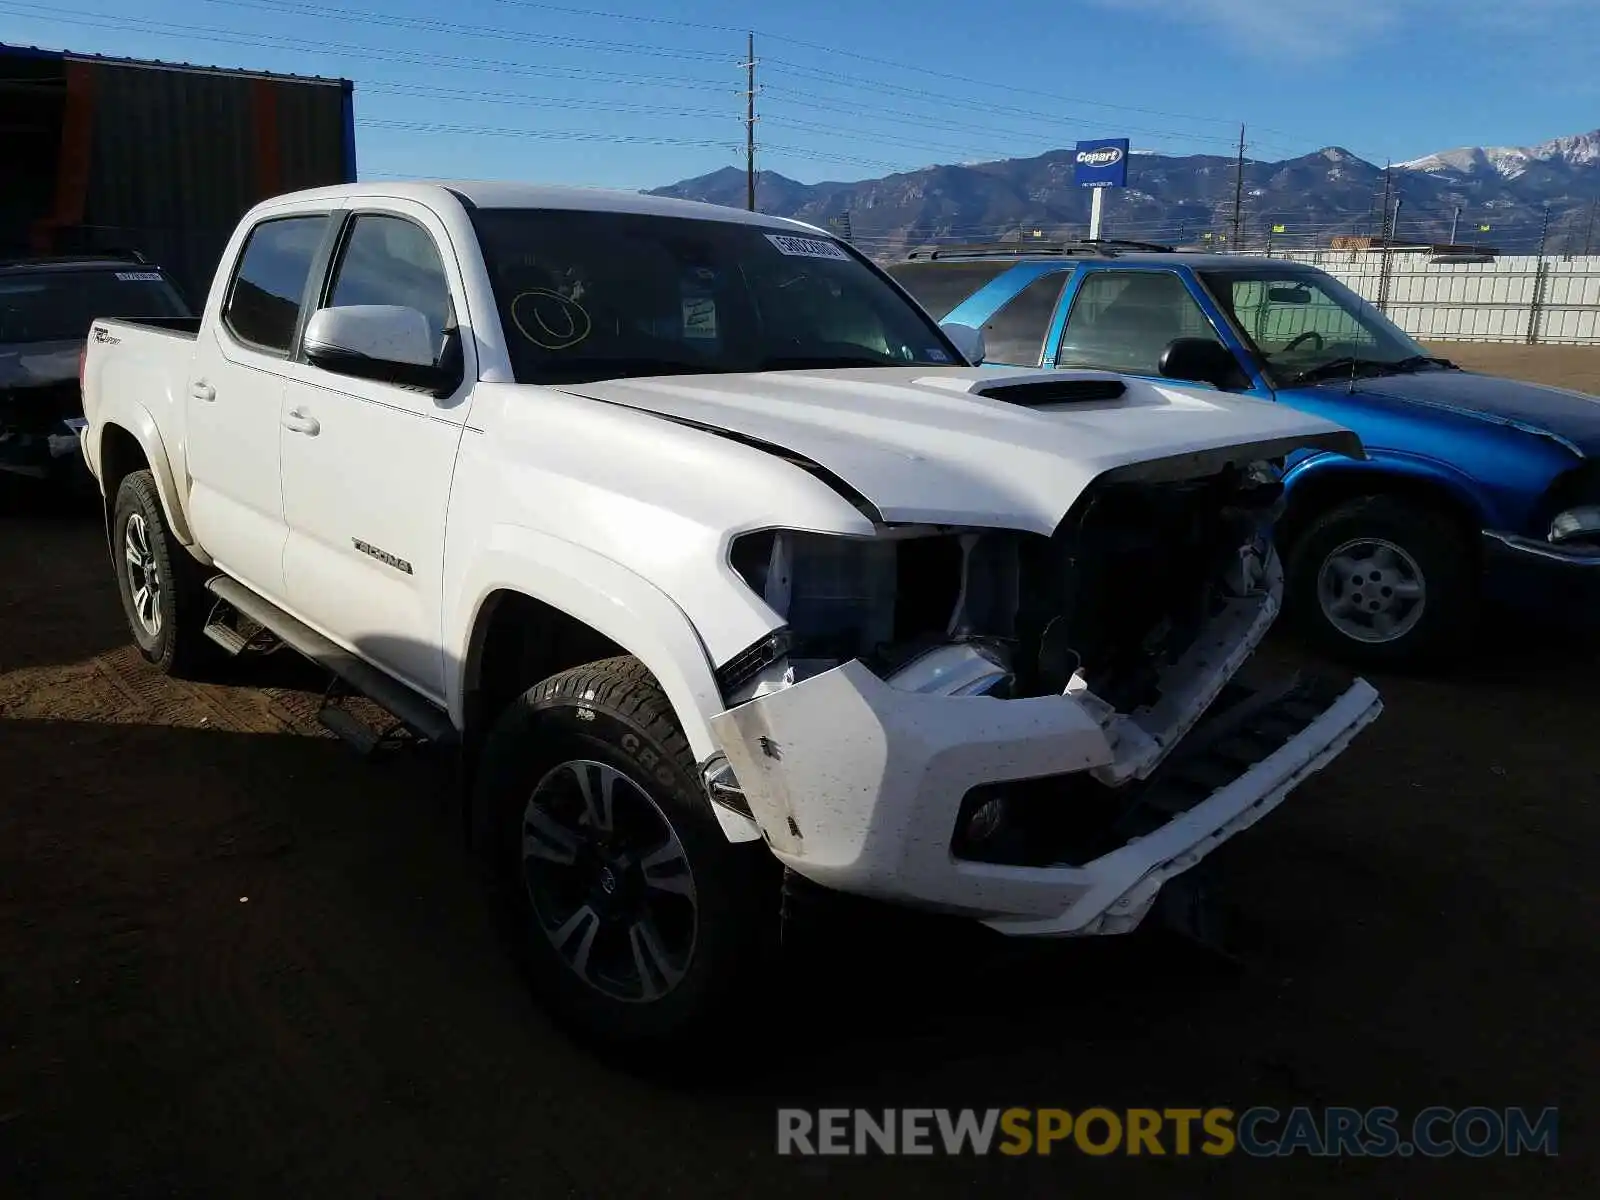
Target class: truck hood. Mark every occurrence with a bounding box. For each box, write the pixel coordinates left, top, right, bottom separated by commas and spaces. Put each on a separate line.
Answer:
0, 339, 83, 389
560, 366, 1362, 534
1308, 367, 1600, 456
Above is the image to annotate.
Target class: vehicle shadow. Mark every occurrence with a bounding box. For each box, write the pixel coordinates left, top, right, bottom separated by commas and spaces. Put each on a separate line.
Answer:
1, 697, 1590, 1197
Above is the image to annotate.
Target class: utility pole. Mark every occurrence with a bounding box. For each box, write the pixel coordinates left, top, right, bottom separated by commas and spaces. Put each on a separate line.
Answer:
743, 33, 757, 212
1449, 205, 1461, 245
1529, 201, 1552, 345
1231, 123, 1245, 251
1376, 164, 1395, 313
1585, 197, 1597, 256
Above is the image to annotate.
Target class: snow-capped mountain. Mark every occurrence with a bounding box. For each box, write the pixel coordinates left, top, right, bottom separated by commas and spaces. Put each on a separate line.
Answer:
1397, 130, 1600, 181
653, 128, 1600, 256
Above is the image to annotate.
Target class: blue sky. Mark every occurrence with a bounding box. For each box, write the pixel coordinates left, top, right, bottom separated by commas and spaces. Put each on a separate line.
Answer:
2, 0, 1596, 190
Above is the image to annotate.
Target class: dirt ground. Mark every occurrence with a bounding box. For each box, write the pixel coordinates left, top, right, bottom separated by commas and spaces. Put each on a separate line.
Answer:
2, 345, 1598, 1197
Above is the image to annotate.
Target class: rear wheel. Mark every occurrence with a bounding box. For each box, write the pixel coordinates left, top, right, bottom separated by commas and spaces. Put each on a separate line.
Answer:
475, 655, 777, 1061
1284, 494, 1478, 669
111, 470, 214, 677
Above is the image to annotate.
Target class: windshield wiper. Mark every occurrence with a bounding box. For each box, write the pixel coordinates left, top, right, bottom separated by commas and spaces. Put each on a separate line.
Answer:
1288, 353, 1458, 387
754, 354, 897, 371
1390, 354, 1457, 372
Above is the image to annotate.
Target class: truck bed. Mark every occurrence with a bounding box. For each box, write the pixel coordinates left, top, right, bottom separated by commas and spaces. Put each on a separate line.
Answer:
99, 316, 202, 340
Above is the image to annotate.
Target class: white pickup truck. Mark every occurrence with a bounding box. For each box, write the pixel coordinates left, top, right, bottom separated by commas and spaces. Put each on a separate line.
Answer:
80, 181, 1382, 1056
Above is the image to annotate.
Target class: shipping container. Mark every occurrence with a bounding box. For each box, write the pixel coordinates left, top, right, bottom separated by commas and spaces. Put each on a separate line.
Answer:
1, 43, 355, 304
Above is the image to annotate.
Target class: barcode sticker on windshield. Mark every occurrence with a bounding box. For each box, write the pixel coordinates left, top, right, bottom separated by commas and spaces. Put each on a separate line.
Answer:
764, 234, 850, 261
115, 271, 163, 282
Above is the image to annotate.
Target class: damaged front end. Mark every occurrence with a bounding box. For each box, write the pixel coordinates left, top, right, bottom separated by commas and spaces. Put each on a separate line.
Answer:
704, 457, 1383, 936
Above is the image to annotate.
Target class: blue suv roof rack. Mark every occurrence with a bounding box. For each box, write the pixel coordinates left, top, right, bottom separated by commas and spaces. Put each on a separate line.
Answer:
903, 237, 1177, 261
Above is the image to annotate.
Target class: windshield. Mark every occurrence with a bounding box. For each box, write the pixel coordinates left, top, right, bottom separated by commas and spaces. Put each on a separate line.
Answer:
468, 208, 962, 384
1200, 268, 1431, 385
0, 268, 189, 344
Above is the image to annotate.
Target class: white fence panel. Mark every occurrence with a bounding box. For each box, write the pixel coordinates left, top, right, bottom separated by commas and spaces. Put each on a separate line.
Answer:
1262, 251, 1600, 344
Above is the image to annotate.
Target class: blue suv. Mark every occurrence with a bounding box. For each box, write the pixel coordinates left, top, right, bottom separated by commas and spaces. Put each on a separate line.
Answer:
888, 241, 1600, 668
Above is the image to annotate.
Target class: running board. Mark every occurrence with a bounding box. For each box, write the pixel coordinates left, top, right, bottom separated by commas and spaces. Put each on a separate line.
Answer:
204, 575, 457, 747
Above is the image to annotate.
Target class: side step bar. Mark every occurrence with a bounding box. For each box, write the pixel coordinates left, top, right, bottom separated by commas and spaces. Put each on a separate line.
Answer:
204, 575, 458, 747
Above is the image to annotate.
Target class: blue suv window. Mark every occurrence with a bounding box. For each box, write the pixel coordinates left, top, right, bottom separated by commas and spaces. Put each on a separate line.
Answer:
1057, 270, 1220, 376
977, 271, 1069, 366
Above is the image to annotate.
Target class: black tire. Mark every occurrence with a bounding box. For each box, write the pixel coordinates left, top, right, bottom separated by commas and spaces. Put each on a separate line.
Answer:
475, 655, 778, 1063
111, 469, 215, 677
1284, 494, 1478, 669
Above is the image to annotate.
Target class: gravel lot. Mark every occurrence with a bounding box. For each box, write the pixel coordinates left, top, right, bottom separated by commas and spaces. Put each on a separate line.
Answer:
1, 343, 1596, 1197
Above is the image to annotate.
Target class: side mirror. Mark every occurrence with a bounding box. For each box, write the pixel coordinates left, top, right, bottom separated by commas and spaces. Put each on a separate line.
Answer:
939, 321, 986, 366
303, 304, 461, 397
1159, 337, 1246, 391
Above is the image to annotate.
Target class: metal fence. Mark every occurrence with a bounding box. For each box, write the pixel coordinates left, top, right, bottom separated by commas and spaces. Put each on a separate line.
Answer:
1260, 250, 1600, 345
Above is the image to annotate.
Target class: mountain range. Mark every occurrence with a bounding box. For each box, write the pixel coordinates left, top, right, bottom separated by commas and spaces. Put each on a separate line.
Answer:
649, 130, 1600, 258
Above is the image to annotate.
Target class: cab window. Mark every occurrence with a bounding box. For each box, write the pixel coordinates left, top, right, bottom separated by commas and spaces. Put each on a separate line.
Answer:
323, 214, 454, 362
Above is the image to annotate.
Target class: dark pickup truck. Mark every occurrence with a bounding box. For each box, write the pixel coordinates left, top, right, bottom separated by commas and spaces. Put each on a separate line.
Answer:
1, 254, 191, 490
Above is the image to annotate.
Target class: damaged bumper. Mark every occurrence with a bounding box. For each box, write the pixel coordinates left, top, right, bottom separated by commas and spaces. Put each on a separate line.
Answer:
709, 658, 1381, 937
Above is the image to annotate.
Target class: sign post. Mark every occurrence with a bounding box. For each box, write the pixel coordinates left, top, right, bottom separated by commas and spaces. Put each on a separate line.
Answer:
1074, 138, 1129, 240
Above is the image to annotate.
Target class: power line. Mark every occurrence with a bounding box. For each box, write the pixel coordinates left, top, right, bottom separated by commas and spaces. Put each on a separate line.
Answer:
482, 0, 1284, 131
196, 0, 735, 62
0, 3, 736, 90
761, 59, 1247, 148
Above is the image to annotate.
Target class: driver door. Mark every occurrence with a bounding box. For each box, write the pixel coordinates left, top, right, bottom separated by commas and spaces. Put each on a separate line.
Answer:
277, 201, 476, 704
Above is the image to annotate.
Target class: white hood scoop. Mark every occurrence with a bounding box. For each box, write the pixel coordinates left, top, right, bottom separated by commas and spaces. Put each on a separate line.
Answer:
558, 365, 1362, 535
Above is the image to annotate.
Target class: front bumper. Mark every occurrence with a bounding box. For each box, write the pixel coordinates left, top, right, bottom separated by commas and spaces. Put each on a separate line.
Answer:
709, 658, 1382, 937
1481, 530, 1600, 623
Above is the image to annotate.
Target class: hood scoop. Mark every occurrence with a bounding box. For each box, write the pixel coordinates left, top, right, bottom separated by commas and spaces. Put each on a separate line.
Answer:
972, 377, 1127, 407
905, 368, 1130, 408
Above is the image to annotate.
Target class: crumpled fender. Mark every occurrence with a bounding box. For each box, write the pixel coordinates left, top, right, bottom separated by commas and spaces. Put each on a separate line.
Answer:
88, 402, 195, 546
451, 524, 765, 842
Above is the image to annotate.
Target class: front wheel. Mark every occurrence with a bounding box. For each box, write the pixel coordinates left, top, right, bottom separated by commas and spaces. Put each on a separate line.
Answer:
475, 656, 777, 1061
1284, 495, 1478, 669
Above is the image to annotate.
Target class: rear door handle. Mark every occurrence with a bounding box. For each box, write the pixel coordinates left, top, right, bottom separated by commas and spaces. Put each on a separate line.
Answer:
282, 408, 321, 436
190, 381, 215, 402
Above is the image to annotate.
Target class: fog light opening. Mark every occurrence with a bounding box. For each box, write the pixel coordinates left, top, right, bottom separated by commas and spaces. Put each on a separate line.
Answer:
965, 795, 1007, 844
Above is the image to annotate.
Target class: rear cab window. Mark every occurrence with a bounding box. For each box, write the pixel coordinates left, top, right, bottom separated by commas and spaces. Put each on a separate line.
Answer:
222, 215, 331, 355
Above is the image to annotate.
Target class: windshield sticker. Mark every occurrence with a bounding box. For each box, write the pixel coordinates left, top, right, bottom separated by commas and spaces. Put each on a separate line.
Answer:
510, 289, 591, 351
925, 348, 951, 362
682, 296, 718, 339
764, 234, 851, 261
115, 271, 164, 282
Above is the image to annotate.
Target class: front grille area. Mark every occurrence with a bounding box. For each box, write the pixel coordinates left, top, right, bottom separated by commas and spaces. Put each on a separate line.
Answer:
951, 671, 1352, 868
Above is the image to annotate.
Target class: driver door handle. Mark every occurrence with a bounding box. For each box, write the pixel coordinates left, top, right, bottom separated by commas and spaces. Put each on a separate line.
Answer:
190, 380, 215, 402
282, 407, 321, 436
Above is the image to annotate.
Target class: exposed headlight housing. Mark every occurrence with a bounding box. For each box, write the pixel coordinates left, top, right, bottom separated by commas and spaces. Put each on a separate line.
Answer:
1243, 457, 1285, 488
1549, 505, 1600, 546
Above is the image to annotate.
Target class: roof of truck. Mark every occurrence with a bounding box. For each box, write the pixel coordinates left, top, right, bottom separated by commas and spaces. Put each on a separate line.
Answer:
259, 181, 828, 233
